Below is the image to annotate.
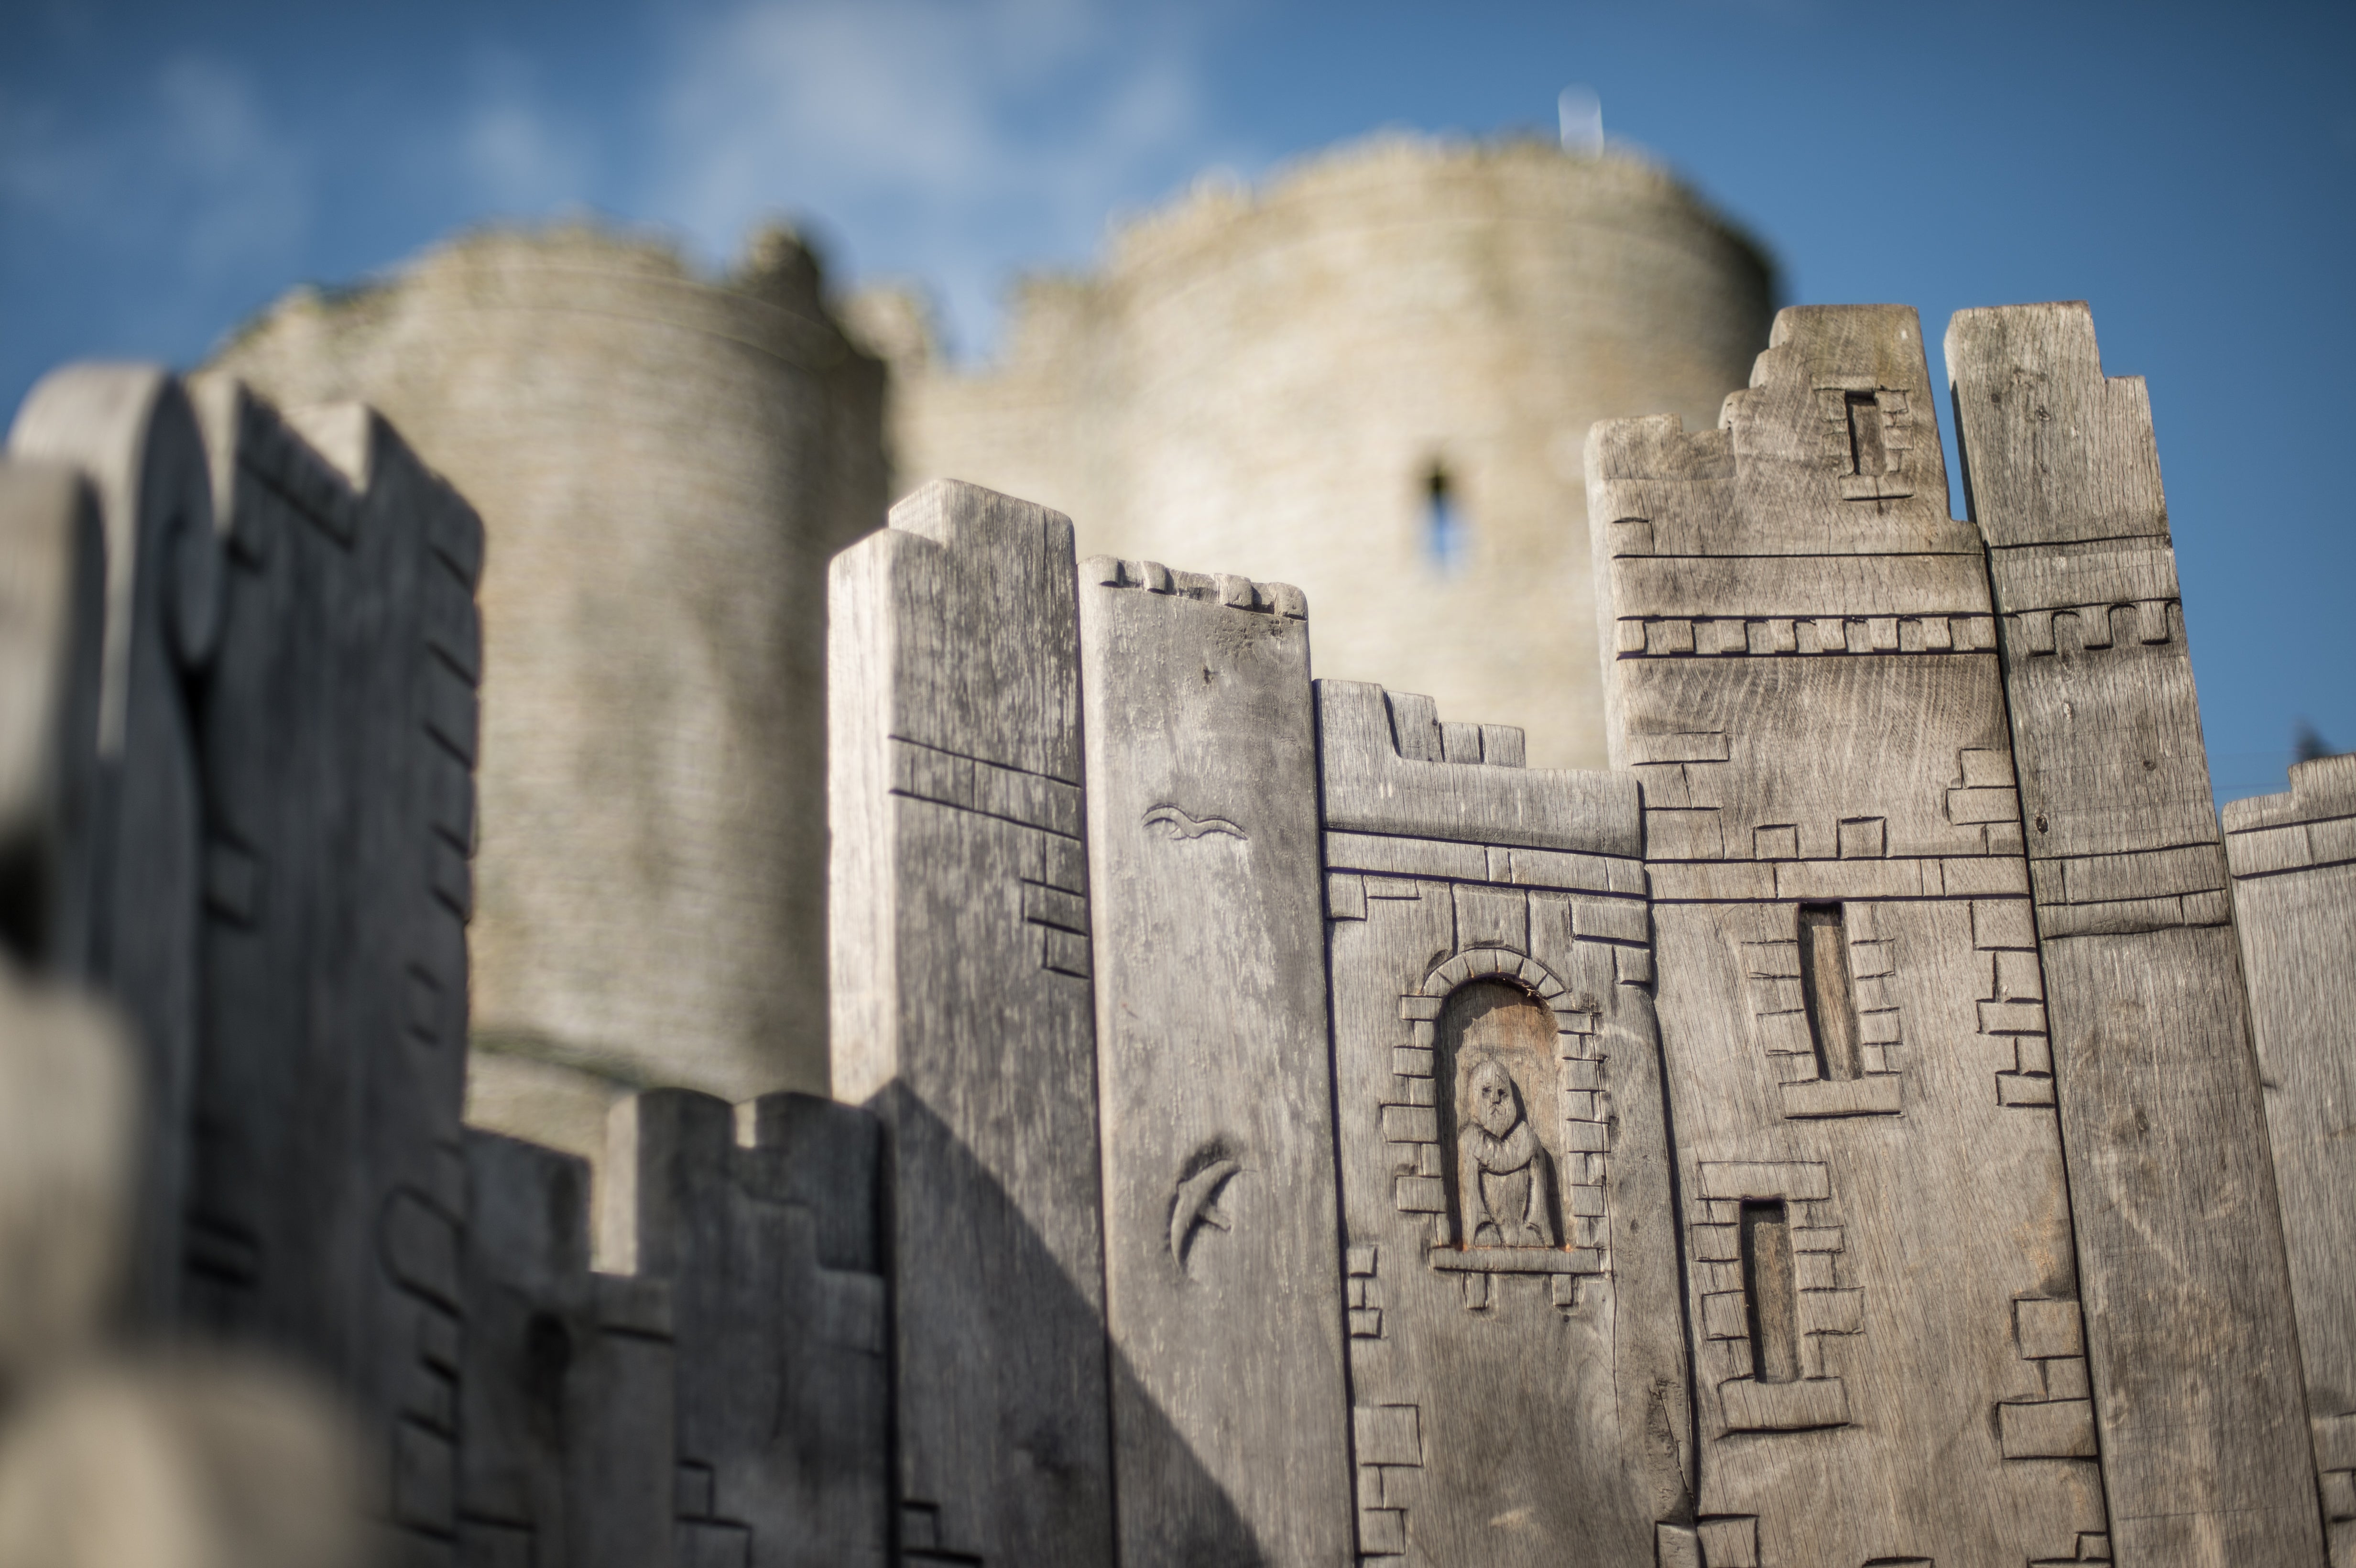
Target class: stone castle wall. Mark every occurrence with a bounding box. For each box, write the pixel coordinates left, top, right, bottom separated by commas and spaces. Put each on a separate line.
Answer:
860, 133, 1776, 771
211, 227, 887, 1159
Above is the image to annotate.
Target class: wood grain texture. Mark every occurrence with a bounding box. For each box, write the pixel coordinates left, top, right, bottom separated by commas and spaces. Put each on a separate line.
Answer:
2224, 755, 2356, 1561
1950, 302, 2321, 1568
1077, 556, 1355, 1568
170, 380, 483, 1559
461, 1131, 677, 1568
828, 479, 1113, 1567
609, 1089, 888, 1568
1589, 305, 2105, 1568
1321, 682, 1690, 1568
7, 365, 219, 1328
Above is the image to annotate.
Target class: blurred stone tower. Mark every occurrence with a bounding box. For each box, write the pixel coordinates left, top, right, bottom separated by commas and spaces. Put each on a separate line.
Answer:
213, 226, 885, 1161
853, 132, 1775, 769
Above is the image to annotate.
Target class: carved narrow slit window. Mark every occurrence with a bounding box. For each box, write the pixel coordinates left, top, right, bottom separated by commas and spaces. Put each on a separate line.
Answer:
1798, 903, 1863, 1082
1740, 1199, 1800, 1384
1843, 391, 1888, 477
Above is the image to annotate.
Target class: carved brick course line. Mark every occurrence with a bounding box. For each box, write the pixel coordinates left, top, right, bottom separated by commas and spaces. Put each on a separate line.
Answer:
1612, 614, 1998, 659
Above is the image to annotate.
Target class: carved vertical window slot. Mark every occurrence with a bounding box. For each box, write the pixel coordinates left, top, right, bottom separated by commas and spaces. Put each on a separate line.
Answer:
1843, 392, 1888, 477
1740, 1199, 1800, 1384
1798, 904, 1863, 1082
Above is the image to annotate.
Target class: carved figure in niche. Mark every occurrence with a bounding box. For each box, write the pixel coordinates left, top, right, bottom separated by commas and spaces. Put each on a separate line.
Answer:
1458, 1058, 1556, 1248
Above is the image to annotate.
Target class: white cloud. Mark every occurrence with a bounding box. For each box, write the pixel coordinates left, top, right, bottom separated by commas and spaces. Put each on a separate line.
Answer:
642, 0, 1241, 356
457, 52, 600, 215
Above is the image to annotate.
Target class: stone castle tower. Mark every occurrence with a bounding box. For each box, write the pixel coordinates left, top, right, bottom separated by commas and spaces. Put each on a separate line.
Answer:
209, 132, 1770, 1163
857, 132, 1776, 769
213, 227, 885, 1161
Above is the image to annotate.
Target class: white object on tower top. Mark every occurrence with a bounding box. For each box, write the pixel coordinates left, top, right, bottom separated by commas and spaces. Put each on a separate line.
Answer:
1559, 85, 1603, 155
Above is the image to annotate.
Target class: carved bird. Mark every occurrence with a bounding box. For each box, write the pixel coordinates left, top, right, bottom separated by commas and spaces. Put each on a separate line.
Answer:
1169, 1157, 1241, 1266
1144, 805, 1246, 841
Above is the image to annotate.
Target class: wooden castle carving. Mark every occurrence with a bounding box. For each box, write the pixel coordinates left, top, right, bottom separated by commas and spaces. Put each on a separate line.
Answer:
0, 302, 2346, 1568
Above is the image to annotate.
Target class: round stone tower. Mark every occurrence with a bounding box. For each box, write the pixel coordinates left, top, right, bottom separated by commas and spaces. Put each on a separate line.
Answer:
213, 225, 885, 1159
859, 132, 1774, 768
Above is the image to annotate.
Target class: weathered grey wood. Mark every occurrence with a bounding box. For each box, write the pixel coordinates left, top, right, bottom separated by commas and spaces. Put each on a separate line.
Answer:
460, 1131, 676, 1568
7, 366, 221, 1327
605, 1088, 888, 1568
173, 379, 482, 1562
1076, 556, 1353, 1568
1950, 302, 2321, 1568
829, 479, 1112, 1566
1587, 305, 2106, 1568
1320, 681, 1689, 1568
2224, 756, 2356, 1564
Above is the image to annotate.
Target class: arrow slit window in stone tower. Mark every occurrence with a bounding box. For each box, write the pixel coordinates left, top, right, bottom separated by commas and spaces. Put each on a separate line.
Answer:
1799, 904, 1864, 1083
1740, 1199, 1800, 1384
1438, 980, 1559, 1250
1423, 462, 1465, 575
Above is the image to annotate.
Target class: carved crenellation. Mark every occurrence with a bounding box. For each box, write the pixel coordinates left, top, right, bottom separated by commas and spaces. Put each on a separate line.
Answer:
1090, 555, 1309, 620
1612, 613, 1999, 659
2000, 600, 2181, 658
2223, 752, 2356, 880
1633, 733, 2029, 870
1690, 1161, 1858, 1435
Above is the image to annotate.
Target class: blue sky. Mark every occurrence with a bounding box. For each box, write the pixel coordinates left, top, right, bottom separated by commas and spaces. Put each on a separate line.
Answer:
5, 0, 2350, 798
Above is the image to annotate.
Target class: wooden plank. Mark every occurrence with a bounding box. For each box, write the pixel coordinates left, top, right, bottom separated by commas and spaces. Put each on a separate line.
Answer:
7, 366, 220, 1328
1589, 305, 2105, 1568
2225, 755, 2356, 1559
828, 479, 1113, 1567
1321, 683, 1690, 1567
168, 379, 483, 1559
461, 1131, 676, 1568
609, 1089, 888, 1568
1950, 301, 2321, 1568
1076, 556, 1354, 1568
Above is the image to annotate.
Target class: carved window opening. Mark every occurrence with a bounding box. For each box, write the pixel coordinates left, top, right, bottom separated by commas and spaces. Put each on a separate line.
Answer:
1799, 904, 1863, 1082
1422, 463, 1466, 575
1438, 980, 1559, 1252
1740, 1199, 1800, 1383
1843, 392, 1889, 477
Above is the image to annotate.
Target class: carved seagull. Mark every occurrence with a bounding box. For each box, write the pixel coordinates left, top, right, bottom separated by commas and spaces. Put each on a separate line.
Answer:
1169, 1157, 1242, 1265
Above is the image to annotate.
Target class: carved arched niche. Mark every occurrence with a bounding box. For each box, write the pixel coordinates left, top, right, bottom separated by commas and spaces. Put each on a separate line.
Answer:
1437, 979, 1562, 1253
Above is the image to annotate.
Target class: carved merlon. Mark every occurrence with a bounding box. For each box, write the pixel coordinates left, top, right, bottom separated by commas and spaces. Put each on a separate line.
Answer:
1318, 679, 1641, 856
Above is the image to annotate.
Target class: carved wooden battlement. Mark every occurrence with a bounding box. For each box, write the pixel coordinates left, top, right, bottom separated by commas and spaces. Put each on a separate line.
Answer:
3, 295, 2352, 1568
